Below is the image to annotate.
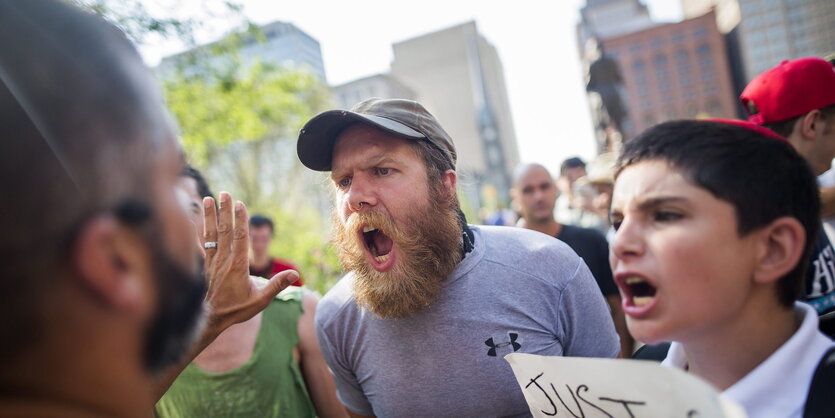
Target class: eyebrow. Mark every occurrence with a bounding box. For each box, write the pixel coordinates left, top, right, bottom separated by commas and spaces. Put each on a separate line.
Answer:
611, 196, 689, 217
636, 196, 688, 210
331, 155, 403, 180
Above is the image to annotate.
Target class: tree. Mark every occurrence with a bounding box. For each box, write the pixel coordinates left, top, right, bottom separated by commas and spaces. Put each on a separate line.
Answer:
71, 0, 245, 49
77, 0, 344, 292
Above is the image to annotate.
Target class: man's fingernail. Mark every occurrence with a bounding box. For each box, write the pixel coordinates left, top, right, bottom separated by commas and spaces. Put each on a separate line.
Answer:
204, 198, 212, 208
235, 201, 243, 212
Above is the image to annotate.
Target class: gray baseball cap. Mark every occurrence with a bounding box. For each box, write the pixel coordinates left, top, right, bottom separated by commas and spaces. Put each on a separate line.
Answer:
297, 98, 457, 171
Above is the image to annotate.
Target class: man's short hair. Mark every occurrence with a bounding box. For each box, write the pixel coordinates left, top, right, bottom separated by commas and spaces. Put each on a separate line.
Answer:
616, 120, 820, 307
181, 165, 215, 199
762, 104, 835, 138
560, 157, 586, 175
249, 215, 275, 234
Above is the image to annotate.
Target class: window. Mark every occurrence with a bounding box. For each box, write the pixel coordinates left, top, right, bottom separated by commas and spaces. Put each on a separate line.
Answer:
676, 50, 690, 73
654, 55, 670, 79
650, 37, 665, 49
633, 59, 648, 85
697, 44, 713, 69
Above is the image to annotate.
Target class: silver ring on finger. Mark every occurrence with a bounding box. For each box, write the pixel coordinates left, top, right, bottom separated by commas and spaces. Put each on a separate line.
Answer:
204, 241, 218, 249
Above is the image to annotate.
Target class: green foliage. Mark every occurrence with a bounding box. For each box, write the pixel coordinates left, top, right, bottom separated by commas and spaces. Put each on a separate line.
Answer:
78, 0, 344, 293
72, 0, 198, 45
165, 62, 328, 166
160, 39, 338, 293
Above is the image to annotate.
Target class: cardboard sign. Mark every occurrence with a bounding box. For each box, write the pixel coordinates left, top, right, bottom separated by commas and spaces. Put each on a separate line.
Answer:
505, 353, 747, 418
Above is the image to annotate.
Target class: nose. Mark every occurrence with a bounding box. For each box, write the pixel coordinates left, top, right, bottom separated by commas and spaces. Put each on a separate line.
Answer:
346, 173, 377, 213
610, 217, 645, 263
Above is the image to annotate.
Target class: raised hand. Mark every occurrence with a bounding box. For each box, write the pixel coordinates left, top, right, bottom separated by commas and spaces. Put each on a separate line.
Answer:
201, 192, 298, 333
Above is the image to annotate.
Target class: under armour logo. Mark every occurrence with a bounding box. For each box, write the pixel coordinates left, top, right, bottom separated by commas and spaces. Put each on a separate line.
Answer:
485, 332, 521, 357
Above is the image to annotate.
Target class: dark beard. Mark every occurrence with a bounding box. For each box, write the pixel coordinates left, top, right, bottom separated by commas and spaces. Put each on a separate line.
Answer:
142, 240, 207, 375
332, 187, 463, 319
112, 197, 207, 375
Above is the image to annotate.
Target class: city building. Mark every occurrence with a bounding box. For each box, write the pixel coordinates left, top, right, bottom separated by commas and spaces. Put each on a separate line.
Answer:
388, 21, 520, 206
682, 0, 835, 82
577, 0, 657, 52
157, 21, 326, 82
601, 10, 738, 134
331, 74, 416, 110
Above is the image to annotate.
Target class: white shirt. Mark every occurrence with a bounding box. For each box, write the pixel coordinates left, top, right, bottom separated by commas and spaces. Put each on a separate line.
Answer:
662, 303, 834, 418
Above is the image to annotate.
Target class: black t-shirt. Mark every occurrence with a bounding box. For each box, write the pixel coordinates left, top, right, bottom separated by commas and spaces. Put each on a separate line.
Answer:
806, 225, 835, 315
556, 224, 618, 297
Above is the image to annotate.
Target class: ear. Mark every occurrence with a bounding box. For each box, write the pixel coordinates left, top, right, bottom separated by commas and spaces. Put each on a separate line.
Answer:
753, 216, 806, 285
798, 109, 821, 140
440, 169, 457, 199
72, 215, 146, 312
510, 186, 519, 202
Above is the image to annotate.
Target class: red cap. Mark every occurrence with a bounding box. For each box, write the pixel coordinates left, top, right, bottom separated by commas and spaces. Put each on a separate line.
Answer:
706, 118, 787, 142
740, 57, 835, 125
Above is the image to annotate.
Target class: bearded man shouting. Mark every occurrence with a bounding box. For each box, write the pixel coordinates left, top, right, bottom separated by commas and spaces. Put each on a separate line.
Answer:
297, 98, 618, 418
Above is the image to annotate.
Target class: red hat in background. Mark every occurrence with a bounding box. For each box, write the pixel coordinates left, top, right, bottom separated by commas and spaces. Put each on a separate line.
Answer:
740, 57, 835, 125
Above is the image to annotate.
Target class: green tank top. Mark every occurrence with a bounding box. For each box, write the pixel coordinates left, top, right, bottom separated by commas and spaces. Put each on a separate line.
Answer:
155, 288, 315, 418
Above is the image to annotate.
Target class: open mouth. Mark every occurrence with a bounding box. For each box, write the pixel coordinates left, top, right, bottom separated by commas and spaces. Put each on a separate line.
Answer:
361, 226, 394, 263
622, 276, 657, 308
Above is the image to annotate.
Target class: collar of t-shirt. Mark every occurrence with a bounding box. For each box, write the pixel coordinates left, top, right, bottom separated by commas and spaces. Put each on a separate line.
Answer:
661, 303, 835, 418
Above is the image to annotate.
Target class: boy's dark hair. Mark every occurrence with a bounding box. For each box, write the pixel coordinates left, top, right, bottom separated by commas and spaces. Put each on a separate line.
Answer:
560, 157, 586, 174
181, 165, 214, 199
616, 120, 820, 307
249, 214, 275, 234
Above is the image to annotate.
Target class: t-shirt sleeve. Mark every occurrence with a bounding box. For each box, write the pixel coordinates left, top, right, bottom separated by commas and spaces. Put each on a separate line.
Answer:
557, 260, 620, 358
314, 304, 375, 416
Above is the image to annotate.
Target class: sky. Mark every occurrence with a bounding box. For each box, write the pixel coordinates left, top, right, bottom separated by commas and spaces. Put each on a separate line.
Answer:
140, 0, 683, 177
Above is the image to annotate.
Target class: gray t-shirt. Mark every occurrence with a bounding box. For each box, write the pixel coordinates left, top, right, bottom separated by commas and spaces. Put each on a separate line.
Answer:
315, 225, 619, 417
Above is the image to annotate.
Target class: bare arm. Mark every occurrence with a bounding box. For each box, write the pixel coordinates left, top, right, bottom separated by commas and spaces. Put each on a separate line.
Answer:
606, 294, 634, 358
821, 186, 835, 218
152, 193, 297, 400
298, 292, 351, 418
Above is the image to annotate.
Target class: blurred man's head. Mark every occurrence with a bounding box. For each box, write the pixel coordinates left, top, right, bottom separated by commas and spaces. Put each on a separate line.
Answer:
560, 157, 587, 184
0, 0, 205, 375
249, 215, 275, 258
741, 57, 835, 174
297, 98, 463, 318
512, 163, 558, 225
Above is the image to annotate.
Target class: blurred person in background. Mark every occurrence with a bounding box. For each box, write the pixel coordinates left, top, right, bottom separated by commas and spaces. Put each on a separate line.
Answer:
513, 163, 633, 358
741, 57, 835, 315
156, 167, 346, 418
250, 214, 304, 287
556, 156, 607, 231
